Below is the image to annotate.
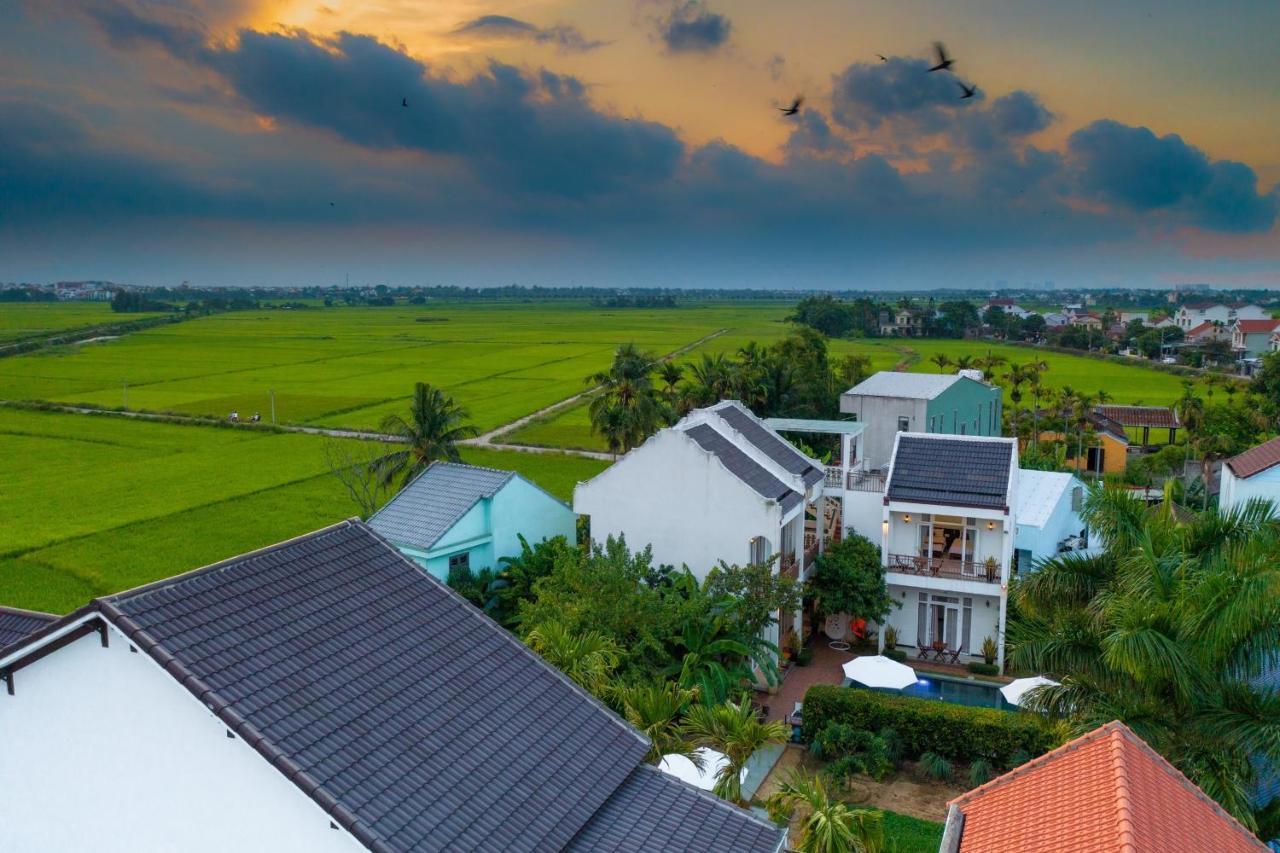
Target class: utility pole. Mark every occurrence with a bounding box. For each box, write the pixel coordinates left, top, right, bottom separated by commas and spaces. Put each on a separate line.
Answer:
270, 389, 276, 424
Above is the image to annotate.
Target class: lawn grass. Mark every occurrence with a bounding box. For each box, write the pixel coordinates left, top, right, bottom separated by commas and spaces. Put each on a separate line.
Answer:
882, 809, 945, 853
0, 408, 605, 614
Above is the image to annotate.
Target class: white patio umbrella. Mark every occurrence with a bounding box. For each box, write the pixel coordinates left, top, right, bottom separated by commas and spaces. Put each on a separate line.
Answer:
1000, 676, 1060, 707
841, 655, 918, 690
658, 748, 744, 791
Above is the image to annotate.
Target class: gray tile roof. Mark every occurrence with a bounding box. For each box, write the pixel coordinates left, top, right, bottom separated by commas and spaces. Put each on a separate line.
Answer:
888, 435, 1015, 509
368, 461, 514, 551
567, 764, 785, 852
69, 521, 779, 852
713, 402, 824, 488
0, 606, 57, 650
845, 372, 964, 400
684, 423, 803, 513
100, 521, 648, 852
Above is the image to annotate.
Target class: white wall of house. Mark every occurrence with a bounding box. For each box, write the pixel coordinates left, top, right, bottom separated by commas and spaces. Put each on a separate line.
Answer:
1220, 466, 1280, 517
842, 490, 885, 543
574, 429, 787, 580
839, 396, 925, 469
884, 585, 1001, 658
0, 622, 362, 853
1014, 488, 1087, 562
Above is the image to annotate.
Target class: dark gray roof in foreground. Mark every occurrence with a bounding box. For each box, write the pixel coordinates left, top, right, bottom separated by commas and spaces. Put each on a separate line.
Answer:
888, 435, 1015, 509
0, 606, 57, 650
685, 423, 803, 513
78, 521, 780, 853
368, 461, 515, 551
567, 764, 785, 852
713, 402, 824, 488
100, 521, 649, 852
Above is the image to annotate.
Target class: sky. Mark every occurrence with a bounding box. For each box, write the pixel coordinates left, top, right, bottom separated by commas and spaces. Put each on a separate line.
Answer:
1, 0, 1278, 290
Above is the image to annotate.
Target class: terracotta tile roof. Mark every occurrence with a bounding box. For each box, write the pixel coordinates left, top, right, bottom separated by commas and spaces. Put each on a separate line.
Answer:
1235, 319, 1280, 335
1094, 406, 1180, 429
947, 721, 1267, 853
1226, 435, 1280, 479
1185, 321, 1218, 337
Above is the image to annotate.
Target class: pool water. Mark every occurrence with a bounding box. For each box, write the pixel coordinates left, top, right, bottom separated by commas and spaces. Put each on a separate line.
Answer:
853, 674, 1012, 710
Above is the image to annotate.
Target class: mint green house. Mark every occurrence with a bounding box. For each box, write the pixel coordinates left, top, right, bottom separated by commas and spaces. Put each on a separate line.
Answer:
840, 371, 1004, 469
369, 462, 576, 581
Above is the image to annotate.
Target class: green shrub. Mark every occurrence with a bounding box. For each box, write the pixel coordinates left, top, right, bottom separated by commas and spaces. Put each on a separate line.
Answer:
810, 722, 896, 782
919, 751, 952, 781
885, 648, 908, 663
1005, 748, 1032, 770
967, 662, 999, 676
801, 684, 1058, 766
968, 758, 994, 786
796, 647, 814, 667
883, 624, 899, 650
980, 636, 998, 665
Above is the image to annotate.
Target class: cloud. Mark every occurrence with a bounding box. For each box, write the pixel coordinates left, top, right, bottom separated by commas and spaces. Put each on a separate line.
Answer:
1068, 119, 1278, 232
657, 1, 731, 54
953, 90, 1054, 152
783, 110, 852, 159
765, 54, 786, 82
830, 57, 977, 132
450, 14, 605, 54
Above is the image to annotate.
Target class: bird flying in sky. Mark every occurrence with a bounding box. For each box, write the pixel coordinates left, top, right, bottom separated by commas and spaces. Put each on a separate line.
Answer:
401, 97, 408, 108
778, 96, 804, 116
957, 81, 976, 99
928, 42, 954, 72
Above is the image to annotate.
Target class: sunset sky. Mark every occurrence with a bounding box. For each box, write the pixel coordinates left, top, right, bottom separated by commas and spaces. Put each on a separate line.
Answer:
2, 0, 1278, 289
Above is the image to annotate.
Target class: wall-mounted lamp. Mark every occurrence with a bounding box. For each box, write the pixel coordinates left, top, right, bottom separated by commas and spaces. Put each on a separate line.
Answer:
903, 513, 912, 523
881, 520, 889, 537
987, 520, 995, 531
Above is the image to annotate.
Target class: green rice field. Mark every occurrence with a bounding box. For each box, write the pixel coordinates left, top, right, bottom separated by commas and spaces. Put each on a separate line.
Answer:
0, 406, 605, 614
0, 300, 1206, 613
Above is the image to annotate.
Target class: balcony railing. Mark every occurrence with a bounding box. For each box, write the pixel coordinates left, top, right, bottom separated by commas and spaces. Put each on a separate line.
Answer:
887, 553, 1001, 584
780, 557, 800, 579
825, 467, 886, 493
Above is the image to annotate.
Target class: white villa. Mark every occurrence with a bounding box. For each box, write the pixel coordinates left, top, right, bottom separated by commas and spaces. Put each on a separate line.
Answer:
576, 391, 1089, 674
574, 400, 854, 650
1176, 301, 1269, 330
1219, 436, 1280, 517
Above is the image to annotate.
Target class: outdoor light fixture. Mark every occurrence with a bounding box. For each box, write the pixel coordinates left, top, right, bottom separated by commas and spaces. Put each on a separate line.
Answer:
987, 521, 994, 531
903, 513, 911, 523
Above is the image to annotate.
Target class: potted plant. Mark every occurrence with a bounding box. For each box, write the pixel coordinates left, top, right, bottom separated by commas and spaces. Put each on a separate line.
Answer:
984, 556, 999, 582
883, 624, 898, 651
981, 636, 997, 666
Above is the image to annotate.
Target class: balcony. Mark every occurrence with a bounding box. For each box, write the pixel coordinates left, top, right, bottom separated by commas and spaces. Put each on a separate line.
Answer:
824, 467, 886, 493
779, 556, 800, 580
887, 553, 1001, 584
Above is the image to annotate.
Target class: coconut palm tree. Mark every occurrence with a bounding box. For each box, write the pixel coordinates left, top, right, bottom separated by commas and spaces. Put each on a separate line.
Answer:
684, 352, 735, 408
1009, 486, 1280, 830
682, 699, 789, 804
586, 343, 666, 456
767, 769, 885, 853
657, 361, 685, 398
929, 353, 952, 374
523, 620, 621, 698
953, 354, 975, 372
375, 382, 479, 487
617, 682, 701, 764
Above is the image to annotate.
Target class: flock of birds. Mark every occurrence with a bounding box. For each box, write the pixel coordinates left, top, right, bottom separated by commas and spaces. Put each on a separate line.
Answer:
778, 41, 975, 119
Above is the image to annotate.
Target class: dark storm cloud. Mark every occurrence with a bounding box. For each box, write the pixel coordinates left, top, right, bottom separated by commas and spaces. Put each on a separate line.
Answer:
830, 57, 976, 132
451, 15, 606, 54
783, 110, 852, 159
657, 1, 731, 54
1068, 119, 1278, 232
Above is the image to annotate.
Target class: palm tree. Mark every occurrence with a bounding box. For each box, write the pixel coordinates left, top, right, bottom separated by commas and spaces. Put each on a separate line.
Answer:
977, 352, 1007, 379
376, 382, 479, 487
657, 361, 685, 398
930, 353, 952, 373
1009, 486, 1280, 830
682, 699, 789, 804
523, 620, 621, 698
953, 354, 975, 372
767, 769, 885, 853
586, 343, 667, 456
685, 352, 734, 408
617, 682, 701, 764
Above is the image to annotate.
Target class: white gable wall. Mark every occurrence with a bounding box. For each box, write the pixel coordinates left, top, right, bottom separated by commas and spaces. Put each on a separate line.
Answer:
574, 429, 782, 580
1220, 465, 1280, 517
0, 622, 363, 853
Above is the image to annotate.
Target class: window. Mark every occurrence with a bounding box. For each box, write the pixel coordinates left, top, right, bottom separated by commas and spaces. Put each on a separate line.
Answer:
929, 415, 936, 432
1071, 486, 1083, 511
448, 552, 470, 574
959, 423, 966, 435
897, 416, 910, 432
749, 536, 770, 566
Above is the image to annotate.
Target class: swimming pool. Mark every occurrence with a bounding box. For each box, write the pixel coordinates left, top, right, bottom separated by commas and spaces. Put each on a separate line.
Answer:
850, 673, 1012, 710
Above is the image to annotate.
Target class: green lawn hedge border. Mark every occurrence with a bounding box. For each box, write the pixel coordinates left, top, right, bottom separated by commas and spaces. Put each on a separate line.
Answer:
801, 684, 1058, 766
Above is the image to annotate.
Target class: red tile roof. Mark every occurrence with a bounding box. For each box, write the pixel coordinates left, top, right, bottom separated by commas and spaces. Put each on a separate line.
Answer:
1226, 435, 1280, 479
948, 721, 1267, 853
1094, 406, 1180, 429
1185, 321, 1218, 337
1234, 319, 1280, 335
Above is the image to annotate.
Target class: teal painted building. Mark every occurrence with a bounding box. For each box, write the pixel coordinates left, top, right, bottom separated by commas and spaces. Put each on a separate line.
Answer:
369, 462, 576, 580
840, 371, 1004, 469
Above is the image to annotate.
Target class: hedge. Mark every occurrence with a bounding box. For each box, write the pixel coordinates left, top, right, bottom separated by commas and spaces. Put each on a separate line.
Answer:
801, 684, 1058, 767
